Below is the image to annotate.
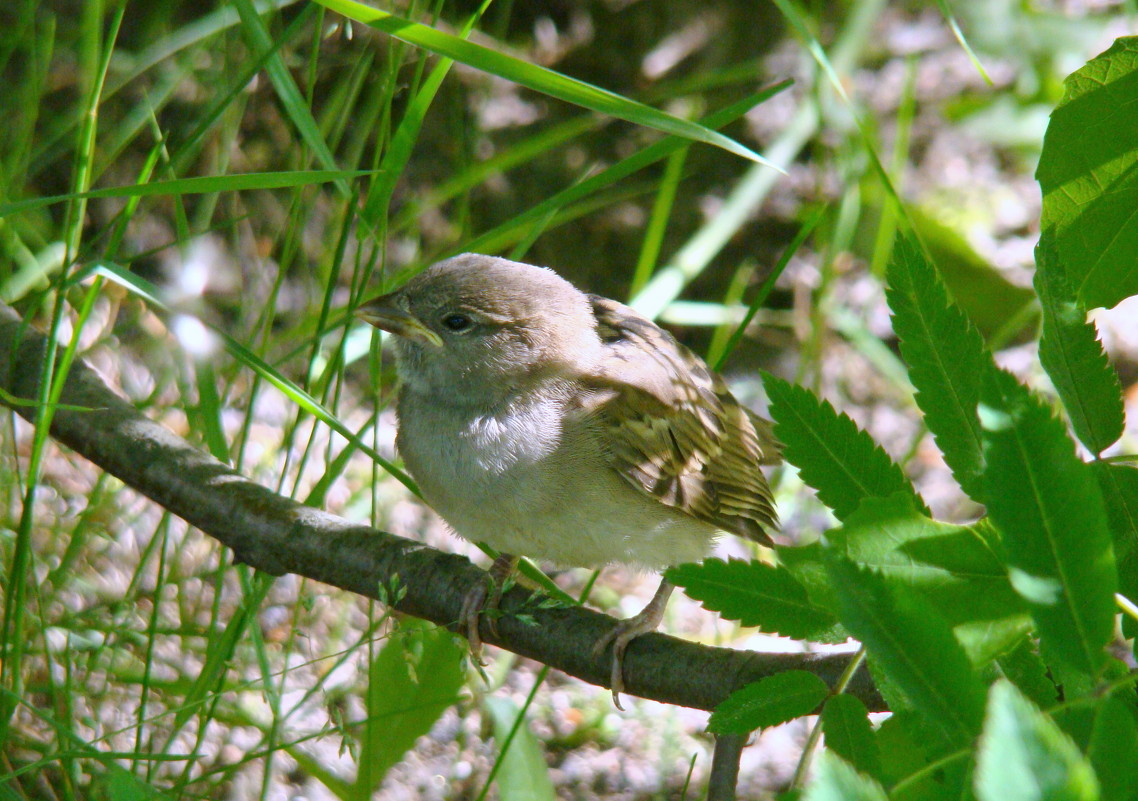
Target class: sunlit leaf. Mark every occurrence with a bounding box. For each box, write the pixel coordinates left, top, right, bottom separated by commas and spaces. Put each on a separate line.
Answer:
1038, 36, 1138, 310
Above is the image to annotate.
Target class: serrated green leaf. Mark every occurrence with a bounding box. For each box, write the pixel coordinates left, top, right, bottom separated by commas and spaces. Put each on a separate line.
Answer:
313, 0, 777, 168
1035, 236, 1124, 455
484, 696, 557, 801
909, 206, 1038, 343
359, 621, 465, 790
708, 670, 829, 735
997, 637, 1060, 710
875, 712, 950, 800
829, 493, 1023, 627
1094, 463, 1138, 564
825, 556, 986, 747
1037, 36, 1138, 311
979, 368, 1117, 679
804, 751, 889, 801
975, 680, 1100, 801
1088, 695, 1138, 801
954, 616, 1034, 667
762, 372, 924, 521
778, 541, 841, 623
667, 558, 839, 641
886, 235, 991, 499
821, 695, 883, 781
1093, 462, 1138, 638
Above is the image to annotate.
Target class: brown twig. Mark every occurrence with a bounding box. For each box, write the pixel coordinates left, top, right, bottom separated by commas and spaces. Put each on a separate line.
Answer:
0, 303, 883, 712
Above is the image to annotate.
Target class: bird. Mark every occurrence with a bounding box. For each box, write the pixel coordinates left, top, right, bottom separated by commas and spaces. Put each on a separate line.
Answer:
355, 253, 780, 706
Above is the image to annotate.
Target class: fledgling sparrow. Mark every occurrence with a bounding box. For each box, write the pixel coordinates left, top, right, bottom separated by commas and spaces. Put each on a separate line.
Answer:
356, 254, 780, 705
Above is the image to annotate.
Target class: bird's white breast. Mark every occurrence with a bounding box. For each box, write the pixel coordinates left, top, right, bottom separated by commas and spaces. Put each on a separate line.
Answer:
397, 386, 716, 570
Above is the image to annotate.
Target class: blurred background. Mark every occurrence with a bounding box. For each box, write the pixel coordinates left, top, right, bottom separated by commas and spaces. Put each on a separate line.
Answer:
2, 0, 1136, 798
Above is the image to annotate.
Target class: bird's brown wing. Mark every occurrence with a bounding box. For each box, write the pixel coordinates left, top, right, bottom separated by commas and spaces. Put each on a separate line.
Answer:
581, 296, 780, 544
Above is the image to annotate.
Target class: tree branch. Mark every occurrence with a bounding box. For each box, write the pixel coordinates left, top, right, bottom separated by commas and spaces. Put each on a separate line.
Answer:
0, 303, 883, 712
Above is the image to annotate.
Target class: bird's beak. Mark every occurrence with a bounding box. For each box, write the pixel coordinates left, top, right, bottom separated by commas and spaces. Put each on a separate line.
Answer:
355, 296, 443, 348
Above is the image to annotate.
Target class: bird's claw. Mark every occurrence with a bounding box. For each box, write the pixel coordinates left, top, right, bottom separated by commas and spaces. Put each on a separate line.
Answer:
592, 624, 637, 710
460, 580, 491, 666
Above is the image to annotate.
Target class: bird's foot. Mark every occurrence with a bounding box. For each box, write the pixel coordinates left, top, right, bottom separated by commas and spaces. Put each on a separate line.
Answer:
459, 553, 518, 666
592, 579, 675, 710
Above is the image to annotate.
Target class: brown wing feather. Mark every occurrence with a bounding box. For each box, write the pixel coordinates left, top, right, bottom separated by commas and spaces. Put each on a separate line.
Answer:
583, 296, 780, 544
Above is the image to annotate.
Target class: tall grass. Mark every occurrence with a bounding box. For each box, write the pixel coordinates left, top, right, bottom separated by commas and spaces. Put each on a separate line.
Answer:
0, 0, 1127, 797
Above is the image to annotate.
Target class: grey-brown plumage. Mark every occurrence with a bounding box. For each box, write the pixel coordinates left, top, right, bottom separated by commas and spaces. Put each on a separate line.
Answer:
356, 253, 780, 705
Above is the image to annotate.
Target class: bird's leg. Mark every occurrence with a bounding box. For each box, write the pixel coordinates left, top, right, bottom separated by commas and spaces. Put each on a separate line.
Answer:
460, 553, 518, 665
592, 578, 675, 709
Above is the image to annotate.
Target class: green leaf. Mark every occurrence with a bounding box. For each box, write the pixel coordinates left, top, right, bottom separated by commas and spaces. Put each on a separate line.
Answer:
829, 493, 1023, 627
484, 696, 557, 801
908, 206, 1038, 344
979, 368, 1117, 679
778, 541, 841, 623
803, 751, 889, 801
312, 0, 778, 169
821, 694, 883, 781
824, 556, 986, 748
708, 670, 830, 735
1092, 462, 1138, 637
997, 637, 1060, 710
886, 235, 991, 499
1094, 463, 1138, 565
1087, 695, 1138, 801
953, 616, 1034, 668
667, 558, 839, 641
876, 710, 976, 798
1037, 36, 1138, 310
762, 372, 924, 521
1035, 236, 1124, 455
975, 680, 1100, 801
93, 766, 171, 801
359, 621, 465, 791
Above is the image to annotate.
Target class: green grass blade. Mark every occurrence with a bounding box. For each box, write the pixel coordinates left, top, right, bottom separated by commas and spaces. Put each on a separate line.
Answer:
710, 205, 824, 371
311, 0, 779, 168
483, 696, 557, 801
359, 2, 490, 234
170, 574, 273, 737
932, 0, 993, 86
0, 170, 374, 218
81, 261, 419, 496
630, 145, 688, 296
234, 0, 345, 193
457, 84, 789, 261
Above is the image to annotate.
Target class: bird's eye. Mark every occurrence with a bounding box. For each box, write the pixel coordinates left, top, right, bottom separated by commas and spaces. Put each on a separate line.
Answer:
441, 313, 472, 332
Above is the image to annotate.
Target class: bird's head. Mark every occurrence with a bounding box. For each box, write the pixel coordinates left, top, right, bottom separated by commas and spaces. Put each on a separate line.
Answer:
356, 254, 602, 406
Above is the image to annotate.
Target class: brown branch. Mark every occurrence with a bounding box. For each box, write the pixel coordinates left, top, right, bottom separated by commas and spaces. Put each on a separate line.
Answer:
0, 303, 883, 712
